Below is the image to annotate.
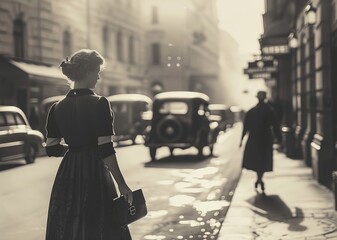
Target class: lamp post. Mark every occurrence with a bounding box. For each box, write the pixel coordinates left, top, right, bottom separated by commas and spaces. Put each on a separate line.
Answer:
288, 32, 299, 49
304, 1, 317, 26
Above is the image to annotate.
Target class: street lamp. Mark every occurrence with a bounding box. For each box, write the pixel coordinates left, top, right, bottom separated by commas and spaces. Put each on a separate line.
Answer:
288, 32, 298, 49
304, 1, 317, 25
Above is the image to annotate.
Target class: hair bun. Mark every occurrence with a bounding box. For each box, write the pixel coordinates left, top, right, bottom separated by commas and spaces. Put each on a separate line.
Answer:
59, 57, 70, 68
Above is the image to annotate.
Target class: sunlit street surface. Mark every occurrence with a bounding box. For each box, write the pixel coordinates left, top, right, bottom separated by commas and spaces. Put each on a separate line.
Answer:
0, 126, 242, 240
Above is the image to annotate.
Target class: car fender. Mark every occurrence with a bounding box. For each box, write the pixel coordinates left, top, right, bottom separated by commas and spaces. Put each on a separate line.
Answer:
27, 129, 44, 147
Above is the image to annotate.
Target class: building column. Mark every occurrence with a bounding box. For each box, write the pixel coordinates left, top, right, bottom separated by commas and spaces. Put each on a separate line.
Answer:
311, 0, 334, 187
277, 55, 297, 158
301, 22, 316, 167
294, 32, 307, 159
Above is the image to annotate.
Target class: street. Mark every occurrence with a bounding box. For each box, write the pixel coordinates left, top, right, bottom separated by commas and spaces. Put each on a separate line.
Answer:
0, 125, 243, 240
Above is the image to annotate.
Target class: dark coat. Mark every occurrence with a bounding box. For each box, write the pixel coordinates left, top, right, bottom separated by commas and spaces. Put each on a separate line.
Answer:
242, 102, 282, 172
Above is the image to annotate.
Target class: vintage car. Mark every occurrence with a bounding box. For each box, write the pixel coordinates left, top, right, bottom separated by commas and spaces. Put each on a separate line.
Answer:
107, 94, 152, 144
0, 106, 44, 164
144, 91, 220, 161
208, 104, 231, 132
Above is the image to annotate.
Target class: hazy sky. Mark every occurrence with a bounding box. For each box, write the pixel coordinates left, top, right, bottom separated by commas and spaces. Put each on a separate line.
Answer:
216, 0, 265, 55
216, 0, 266, 109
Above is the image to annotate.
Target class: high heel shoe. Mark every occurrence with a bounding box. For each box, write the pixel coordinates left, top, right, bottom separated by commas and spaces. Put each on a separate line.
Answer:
260, 181, 265, 192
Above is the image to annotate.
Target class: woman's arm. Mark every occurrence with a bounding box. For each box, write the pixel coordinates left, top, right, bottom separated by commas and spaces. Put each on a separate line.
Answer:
103, 153, 133, 204
45, 138, 68, 157
239, 113, 248, 147
96, 97, 133, 204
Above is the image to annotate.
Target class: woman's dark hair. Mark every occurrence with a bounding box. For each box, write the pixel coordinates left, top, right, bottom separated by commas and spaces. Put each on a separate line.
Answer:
59, 49, 105, 81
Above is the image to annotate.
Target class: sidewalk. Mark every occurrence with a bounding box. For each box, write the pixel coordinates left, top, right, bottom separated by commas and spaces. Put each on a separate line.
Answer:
217, 149, 337, 240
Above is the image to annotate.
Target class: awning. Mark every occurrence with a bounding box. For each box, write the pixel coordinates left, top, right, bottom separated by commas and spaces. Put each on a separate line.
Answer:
0, 55, 68, 84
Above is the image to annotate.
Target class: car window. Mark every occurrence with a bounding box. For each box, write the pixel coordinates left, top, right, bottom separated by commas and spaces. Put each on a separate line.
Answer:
0, 113, 5, 127
159, 102, 188, 115
111, 103, 128, 113
5, 112, 16, 126
15, 113, 26, 125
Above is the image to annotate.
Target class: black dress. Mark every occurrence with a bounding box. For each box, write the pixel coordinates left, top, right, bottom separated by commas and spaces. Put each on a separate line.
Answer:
45, 88, 132, 240
241, 102, 282, 172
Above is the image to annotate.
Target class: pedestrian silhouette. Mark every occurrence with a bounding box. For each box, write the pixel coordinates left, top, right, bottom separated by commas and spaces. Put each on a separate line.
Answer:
239, 91, 282, 192
44, 49, 133, 240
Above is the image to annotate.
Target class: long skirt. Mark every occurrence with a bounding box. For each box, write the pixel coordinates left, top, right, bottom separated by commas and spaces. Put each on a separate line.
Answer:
45, 148, 132, 240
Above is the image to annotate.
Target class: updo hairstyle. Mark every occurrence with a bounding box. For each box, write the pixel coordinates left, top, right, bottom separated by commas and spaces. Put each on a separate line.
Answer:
60, 49, 105, 81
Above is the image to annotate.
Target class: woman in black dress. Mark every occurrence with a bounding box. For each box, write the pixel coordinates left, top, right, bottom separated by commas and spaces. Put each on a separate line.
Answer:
45, 49, 133, 240
239, 91, 282, 192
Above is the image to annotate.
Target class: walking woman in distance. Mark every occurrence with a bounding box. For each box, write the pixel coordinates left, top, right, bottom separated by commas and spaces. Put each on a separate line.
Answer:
44, 49, 133, 240
239, 91, 283, 193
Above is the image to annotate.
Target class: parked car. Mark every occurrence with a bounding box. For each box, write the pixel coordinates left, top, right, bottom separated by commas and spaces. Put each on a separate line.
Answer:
208, 104, 231, 132
0, 106, 44, 164
107, 94, 152, 144
230, 105, 244, 123
144, 91, 220, 161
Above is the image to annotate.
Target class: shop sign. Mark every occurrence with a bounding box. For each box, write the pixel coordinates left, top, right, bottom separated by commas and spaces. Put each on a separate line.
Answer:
244, 58, 278, 75
248, 73, 272, 79
261, 45, 290, 55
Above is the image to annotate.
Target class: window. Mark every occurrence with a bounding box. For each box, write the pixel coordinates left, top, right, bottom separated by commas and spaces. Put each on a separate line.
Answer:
159, 102, 188, 115
15, 113, 25, 125
63, 30, 72, 57
116, 31, 124, 62
111, 103, 128, 113
128, 36, 134, 64
151, 43, 160, 65
102, 26, 109, 57
0, 113, 5, 127
13, 19, 26, 58
151, 6, 158, 24
5, 113, 16, 126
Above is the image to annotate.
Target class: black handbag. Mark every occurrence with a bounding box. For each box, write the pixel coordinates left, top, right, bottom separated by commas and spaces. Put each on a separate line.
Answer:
113, 189, 147, 226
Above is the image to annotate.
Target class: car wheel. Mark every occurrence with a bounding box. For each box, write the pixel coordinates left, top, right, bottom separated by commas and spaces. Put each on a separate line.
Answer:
156, 116, 183, 142
131, 135, 137, 145
150, 147, 157, 161
25, 144, 36, 164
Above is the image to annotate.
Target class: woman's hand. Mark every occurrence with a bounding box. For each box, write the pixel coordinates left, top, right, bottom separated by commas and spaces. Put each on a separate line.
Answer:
119, 183, 133, 205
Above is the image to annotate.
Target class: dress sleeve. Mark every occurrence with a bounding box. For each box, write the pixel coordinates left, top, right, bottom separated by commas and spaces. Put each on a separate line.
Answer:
45, 103, 62, 138
45, 103, 67, 157
96, 97, 116, 158
96, 97, 115, 136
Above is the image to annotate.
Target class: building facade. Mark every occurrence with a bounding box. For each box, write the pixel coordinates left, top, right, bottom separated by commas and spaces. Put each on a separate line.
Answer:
0, 0, 145, 121
140, 0, 220, 101
257, 0, 337, 188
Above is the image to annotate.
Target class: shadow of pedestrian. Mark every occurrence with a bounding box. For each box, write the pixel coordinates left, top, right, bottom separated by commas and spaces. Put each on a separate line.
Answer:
247, 194, 307, 232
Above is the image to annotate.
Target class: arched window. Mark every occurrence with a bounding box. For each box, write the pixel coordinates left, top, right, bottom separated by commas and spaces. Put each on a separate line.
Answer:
13, 19, 26, 58
116, 31, 123, 62
63, 30, 72, 57
128, 36, 134, 64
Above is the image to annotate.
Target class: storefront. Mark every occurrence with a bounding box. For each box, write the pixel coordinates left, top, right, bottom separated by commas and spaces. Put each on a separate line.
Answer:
0, 55, 68, 131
